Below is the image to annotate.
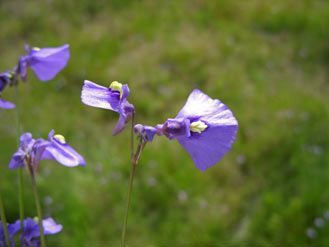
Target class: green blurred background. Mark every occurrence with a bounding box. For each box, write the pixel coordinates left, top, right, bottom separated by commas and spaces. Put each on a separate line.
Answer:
1, 0, 329, 246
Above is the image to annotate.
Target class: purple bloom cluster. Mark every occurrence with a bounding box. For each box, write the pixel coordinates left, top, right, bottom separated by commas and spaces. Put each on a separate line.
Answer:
0, 217, 62, 247
0, 44, 70, 109
9, 130, 86, 171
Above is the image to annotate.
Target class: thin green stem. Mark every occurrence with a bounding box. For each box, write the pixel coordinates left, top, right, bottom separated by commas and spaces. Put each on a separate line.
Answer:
121, 160, 136, 247
130, 113, 135, 159
30, 171, 46, 247
121, 115, 139, 247
14, 85, 24, 230
0, 192, 11, 247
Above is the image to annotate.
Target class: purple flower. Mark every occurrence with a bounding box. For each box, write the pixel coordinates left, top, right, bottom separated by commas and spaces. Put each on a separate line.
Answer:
157, 89, 238, 171
0, 220, 20, 246
81, 80, 135, 135
20, 217, 62, 247
0, 71, 15, 109
0, 217, 62, 247
18, 44, 70, 82
9, 130, 86, 170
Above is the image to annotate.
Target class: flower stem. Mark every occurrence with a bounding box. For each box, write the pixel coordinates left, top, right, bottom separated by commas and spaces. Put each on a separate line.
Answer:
0, 192, 11, 247
121, 141, 147, 247
30, 171, 46, 247
121, 159, 136, 247
121, 115, 135, 247
14, 85, 24, 231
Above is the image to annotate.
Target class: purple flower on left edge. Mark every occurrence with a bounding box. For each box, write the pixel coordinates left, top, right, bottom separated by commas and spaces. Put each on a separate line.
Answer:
0, 71, 15, 109
18, 44, 70, 82
0, 217, 62, 247
156, 89, 238, 171
81, 80, 135, 135
9, 130, 86, 171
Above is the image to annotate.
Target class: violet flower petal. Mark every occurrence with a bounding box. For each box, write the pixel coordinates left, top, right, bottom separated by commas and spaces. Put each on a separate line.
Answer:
81, 80, 121, 111
42, 218, 63, 235
0, 220, 20, 246
18, 56, 29, 82
0, 98, 15, 109
175, 89, 238, 171
8, 150, 25, 169
143, 126, 157, 142
41, 130, 86, 167
20, 133, 34, 148
28, 44, 70, 81
112, 100, 135, 136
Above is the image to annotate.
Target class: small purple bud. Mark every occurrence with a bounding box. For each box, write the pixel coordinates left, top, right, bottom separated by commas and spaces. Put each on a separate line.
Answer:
134, 124, 157, 142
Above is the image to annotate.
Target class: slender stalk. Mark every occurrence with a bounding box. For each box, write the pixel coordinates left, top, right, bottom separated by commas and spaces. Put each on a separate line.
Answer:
30, 171, 46, 247
130, 113, 135, 158
14, 85, 24, 230
121, 116, 135, 247
121, 115, 143, 247
0, 192, 11, 247
121, 160, 136, 247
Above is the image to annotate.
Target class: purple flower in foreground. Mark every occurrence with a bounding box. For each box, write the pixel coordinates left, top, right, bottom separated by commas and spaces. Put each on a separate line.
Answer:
9, 130, 86, 171
81, 80, 135, 135
0, 71, 15, 109
0, 220, 20, 246
157, 89, 238, 171
18, 44, 70, 82
20, 217, 62, 247
0, 217, 62, 247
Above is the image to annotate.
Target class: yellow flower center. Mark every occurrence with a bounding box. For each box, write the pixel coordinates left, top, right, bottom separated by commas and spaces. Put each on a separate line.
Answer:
33, 217, 39, 223
32, 47, 40, 51
190, 121, 208, 133
109, 81, 123, 99
54, 134, 66, 144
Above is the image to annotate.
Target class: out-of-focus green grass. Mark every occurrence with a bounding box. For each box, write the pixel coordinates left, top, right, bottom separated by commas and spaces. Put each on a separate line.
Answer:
1, 0, 329, 246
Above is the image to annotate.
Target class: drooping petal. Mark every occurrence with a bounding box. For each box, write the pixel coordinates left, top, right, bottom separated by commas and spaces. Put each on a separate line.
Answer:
8, 150, 25, 169
0, 98, 15, 109
28, 44, 70, 81
41, 130, 86, 167
81, 80, 121, 111
112, 100, 135, 136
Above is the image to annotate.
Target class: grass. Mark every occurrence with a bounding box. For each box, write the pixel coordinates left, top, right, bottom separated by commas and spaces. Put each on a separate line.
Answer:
0, 0, 329, 246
